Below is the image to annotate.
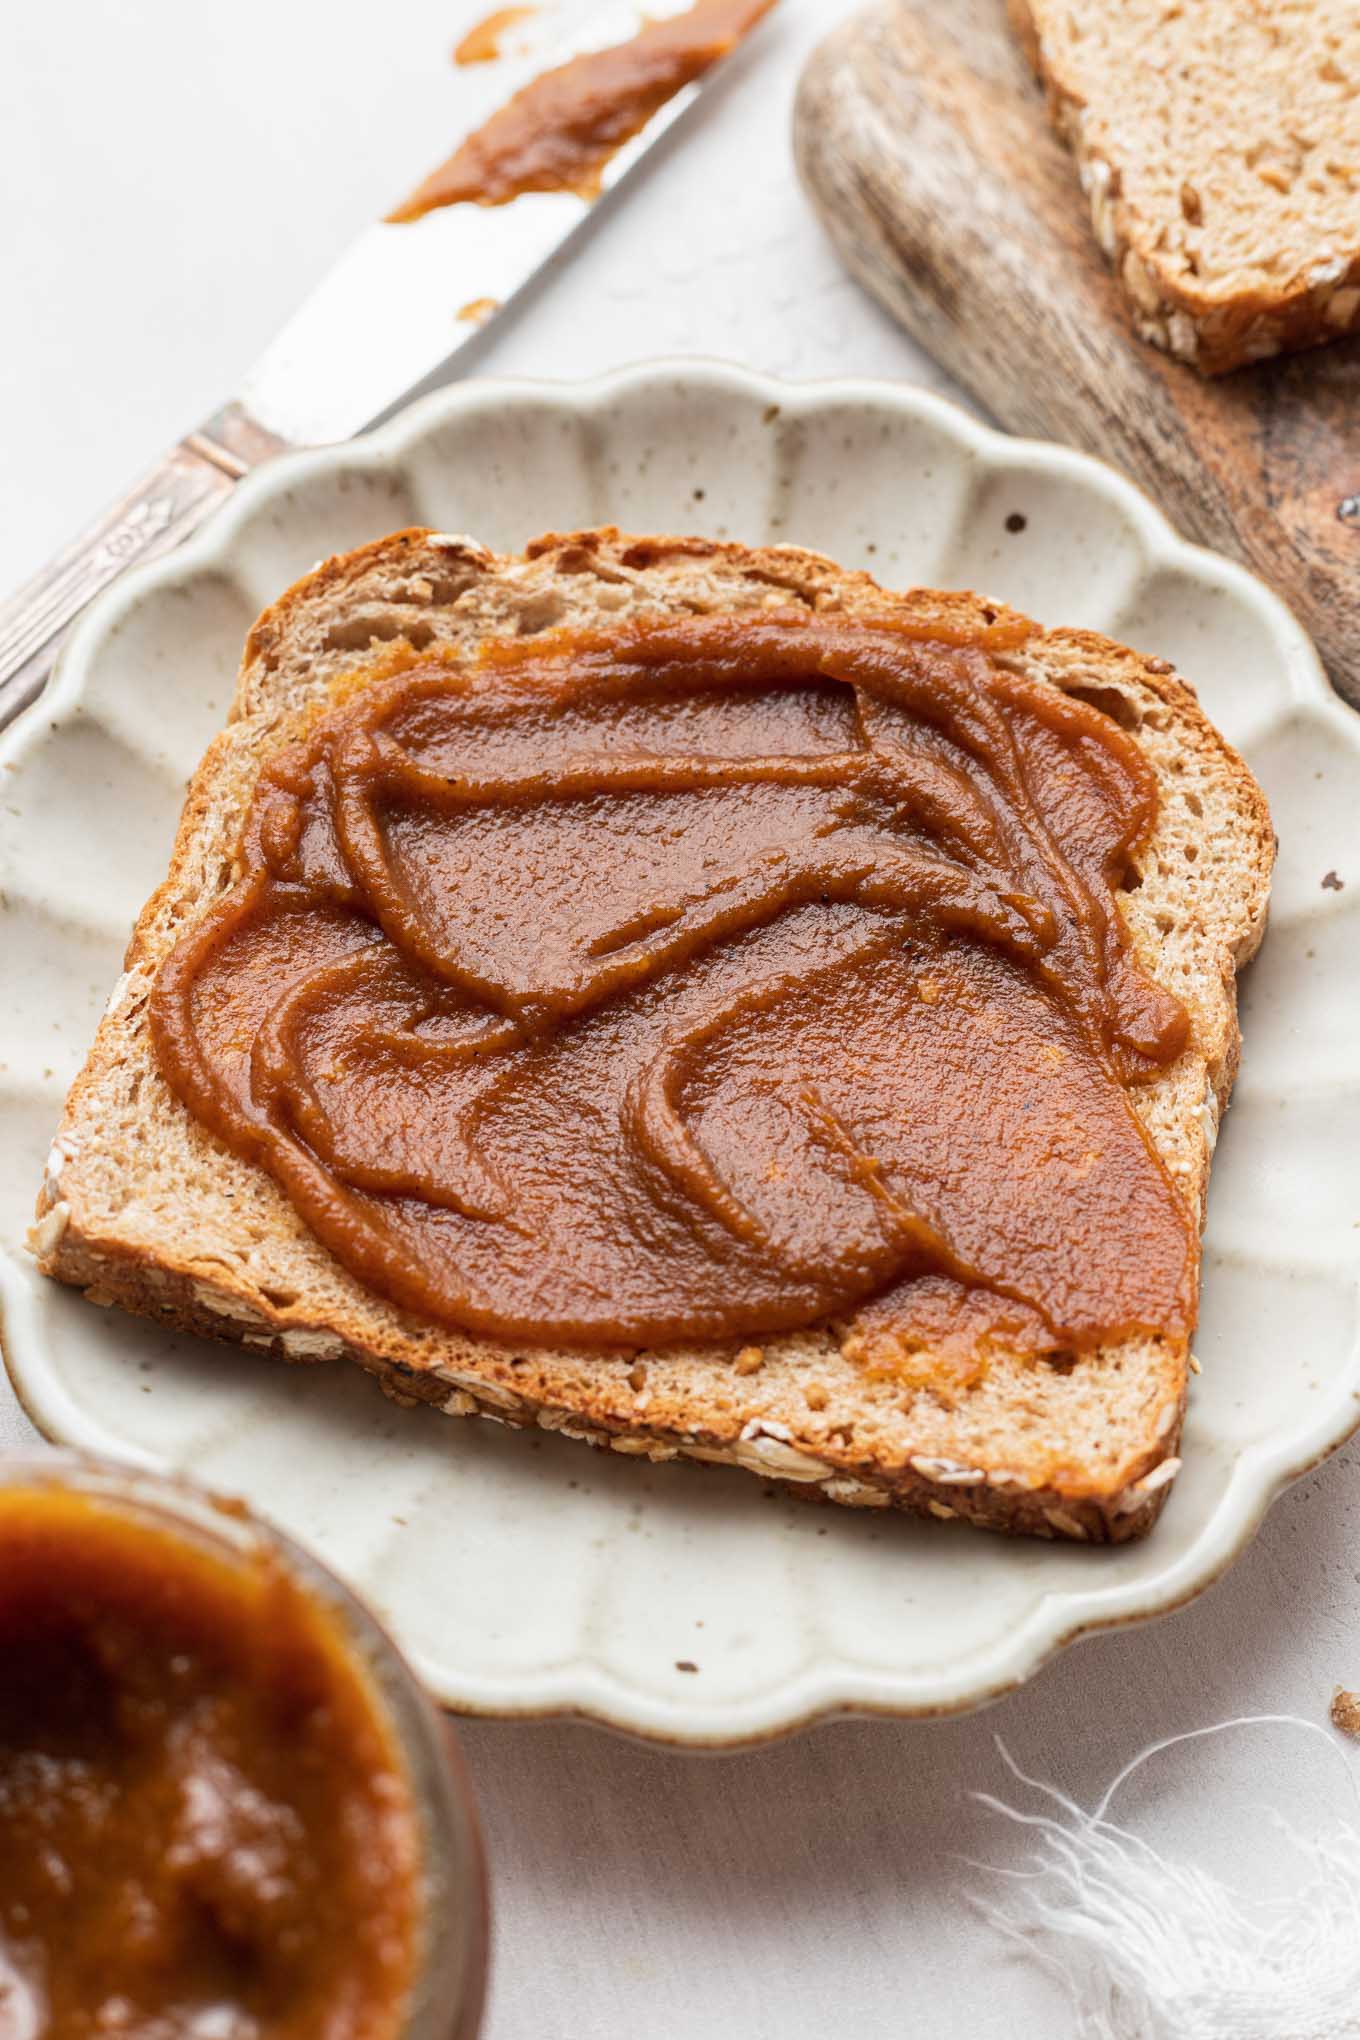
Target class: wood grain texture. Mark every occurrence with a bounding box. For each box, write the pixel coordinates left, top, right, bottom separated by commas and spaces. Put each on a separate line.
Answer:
793, 0, 1360, 705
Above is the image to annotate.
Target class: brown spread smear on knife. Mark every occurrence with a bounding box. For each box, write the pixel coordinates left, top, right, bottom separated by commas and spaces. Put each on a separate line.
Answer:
390, 0, 777, 220
152, 609, 1196, 1367
453, 5, 537, 66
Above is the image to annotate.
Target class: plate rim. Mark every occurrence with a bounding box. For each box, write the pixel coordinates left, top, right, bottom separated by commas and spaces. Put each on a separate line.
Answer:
3, 358, 1358, 1748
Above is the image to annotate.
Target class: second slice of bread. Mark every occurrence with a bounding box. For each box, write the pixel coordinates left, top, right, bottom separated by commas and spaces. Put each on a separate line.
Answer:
1011, 0, 1360, 374
31, 528, 1273, 1540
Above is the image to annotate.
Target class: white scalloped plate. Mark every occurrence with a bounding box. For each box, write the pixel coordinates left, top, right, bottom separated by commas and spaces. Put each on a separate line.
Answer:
2, 364, 1358, 1746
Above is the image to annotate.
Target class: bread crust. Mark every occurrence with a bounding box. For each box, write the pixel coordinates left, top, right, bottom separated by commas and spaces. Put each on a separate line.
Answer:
31, 527, 1274, 1540
1010, 0, 1360, 375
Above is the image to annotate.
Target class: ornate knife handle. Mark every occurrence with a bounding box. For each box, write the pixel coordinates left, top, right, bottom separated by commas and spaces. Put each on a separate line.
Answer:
0, 403, 290, 734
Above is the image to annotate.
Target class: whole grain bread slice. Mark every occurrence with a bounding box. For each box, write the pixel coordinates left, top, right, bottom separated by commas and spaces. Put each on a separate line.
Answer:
30, 527, 1273, 1540
1010, 0, 1360, 374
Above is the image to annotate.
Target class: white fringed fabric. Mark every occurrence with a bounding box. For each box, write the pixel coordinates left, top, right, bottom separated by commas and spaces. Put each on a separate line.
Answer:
976, 1717, 1360, 2040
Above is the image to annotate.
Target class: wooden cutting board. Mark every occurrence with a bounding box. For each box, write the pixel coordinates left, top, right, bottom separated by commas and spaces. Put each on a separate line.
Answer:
793, 0, 1360, 707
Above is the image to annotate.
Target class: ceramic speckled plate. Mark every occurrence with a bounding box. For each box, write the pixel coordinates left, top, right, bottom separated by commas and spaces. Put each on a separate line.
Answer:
2, 364, 1358, 1746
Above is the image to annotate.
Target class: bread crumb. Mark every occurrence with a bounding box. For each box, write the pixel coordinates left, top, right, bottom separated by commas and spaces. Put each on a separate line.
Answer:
626, 1362, 647, 1392
1331, 1688, 1360, 1737
734, 1345, 764, 1375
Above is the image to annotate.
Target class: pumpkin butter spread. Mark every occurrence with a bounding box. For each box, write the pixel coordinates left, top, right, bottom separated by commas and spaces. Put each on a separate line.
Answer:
389, 0, 777, 222
0, 1485, 420, 2040
151, 610, 1196, 1368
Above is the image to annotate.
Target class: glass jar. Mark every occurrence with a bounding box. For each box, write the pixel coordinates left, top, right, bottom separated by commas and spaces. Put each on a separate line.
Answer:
0, 1450, 489, 2040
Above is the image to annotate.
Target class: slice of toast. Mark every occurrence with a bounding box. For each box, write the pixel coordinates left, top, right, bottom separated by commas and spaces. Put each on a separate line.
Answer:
1010, 0, 1360, 374
31, 528, 1272, 1540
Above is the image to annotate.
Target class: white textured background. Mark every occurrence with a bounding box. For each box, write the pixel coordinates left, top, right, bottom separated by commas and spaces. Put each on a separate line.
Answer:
3, 4, 1359, 2035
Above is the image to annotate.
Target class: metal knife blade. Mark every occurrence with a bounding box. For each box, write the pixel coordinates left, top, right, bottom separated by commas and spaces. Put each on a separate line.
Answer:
0, 0, 771, 731
245, 7, 727, 443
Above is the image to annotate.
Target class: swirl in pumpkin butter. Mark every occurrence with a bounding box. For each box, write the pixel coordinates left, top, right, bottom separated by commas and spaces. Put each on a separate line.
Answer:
151, 612, 1196, 1366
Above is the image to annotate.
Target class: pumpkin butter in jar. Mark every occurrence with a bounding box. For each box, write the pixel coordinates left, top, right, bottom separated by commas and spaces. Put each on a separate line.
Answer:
0, 1457, 486, 2040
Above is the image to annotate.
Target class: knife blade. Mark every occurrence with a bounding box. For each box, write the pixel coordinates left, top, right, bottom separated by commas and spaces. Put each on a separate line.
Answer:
0, 0, 773, 732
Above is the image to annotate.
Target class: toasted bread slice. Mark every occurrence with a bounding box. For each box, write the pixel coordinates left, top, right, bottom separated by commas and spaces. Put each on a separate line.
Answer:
31, 528, 1272, 1540
1011, 0, 1360, 374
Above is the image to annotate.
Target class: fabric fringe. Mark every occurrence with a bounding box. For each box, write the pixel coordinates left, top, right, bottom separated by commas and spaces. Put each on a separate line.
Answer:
973, 1715, 1360, 2040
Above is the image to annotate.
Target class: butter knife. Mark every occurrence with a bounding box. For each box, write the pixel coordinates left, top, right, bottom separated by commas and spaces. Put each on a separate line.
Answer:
0, 0, 771, 732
